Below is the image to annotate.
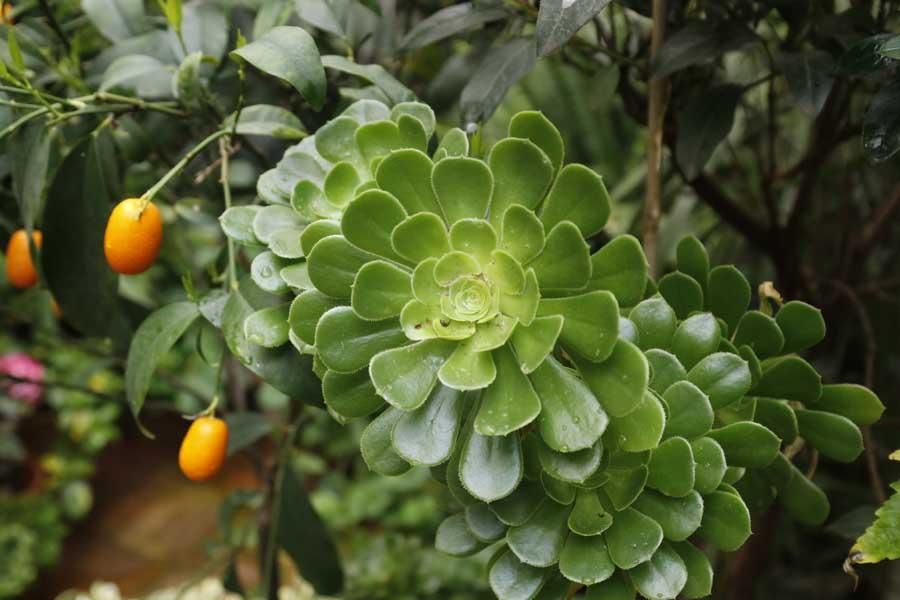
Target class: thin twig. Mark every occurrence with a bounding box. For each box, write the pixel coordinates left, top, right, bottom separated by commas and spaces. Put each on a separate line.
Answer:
219, 137, 238, 292
643, 0, 668, 276
194, 141, 242, 184
1, 374, 113, 398
826, 279, 887, 504
857, 184, 900, 258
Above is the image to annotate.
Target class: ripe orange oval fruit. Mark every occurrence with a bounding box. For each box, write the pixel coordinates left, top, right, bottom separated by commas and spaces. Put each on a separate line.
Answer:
178, 416, 229, 482
103, 198, 163, 275
1, 3, 14, 25
5, 229, 42, 288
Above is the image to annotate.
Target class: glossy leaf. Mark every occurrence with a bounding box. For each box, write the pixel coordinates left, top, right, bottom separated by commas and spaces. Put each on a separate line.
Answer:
509, 110, 565, 172
629, 297, 676, 350
658, 272, 704, 319
439, 342, 497, 390
360, 407, 410, 476
706, 265, 750, 332
607, 391, 665, 452
569, 490, 613, 536
698, 490, 751, 551
488, 137, 554, 228
603, 466, 648, 511
435, 513, 483, 556
559, 534, 615, 586
577, 339, 649, 418
629, 542, 687, 600
691, 437, 727, 494
645, 349, 687, 395
647, 437, 695, 497
537, 291, 619, 362
391, 212, 451, 263
460, 430, 523, 502
531, 357, 609, 452
507, 498, 571, 567
662, 381, 713, 439
754, 356, 822, 403
225, 104, 305, 139
243, 304, 290, 348
351, 260, 412, 320
323, 54, 415, 105
377, 150, 443, 217
126, 302, 199, 432
370, 339, 455, 410
490, 480, 545, 526
675, 236, 709, 293
231, 26, 325, 109
585, 573, 635, 600
466, 502, 507, 543
510, 315, 563, 374
687, 352, 752, 409
432, 156, 492, 223
754, 398, 798, 443
536, 0, 613, 56
461, 37, 537, 125
707, 422, 780, 468
43, 135, 130, 345
775, 300, 826, 353
540, 164, 610, 236
315, 307, 406, 373
392, 384, 465, 466
633, 490, 703, 542
588, 236, 648, 308
733, 311, 784, 359
671, 313, 721, 370
530, 221, 591, 291
795, 409, 863, 463
476, 345, 541, 436
814, 384, 885, 426
673, 542, 713, 599
400, 2, 508, 49
489, 549, 547, 600
307, 235, 377, 298
605, 507, 663, 569
322, 370, 383, 419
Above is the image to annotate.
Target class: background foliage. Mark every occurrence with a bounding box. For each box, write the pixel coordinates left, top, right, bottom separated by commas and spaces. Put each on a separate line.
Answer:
1, 0, 899, 599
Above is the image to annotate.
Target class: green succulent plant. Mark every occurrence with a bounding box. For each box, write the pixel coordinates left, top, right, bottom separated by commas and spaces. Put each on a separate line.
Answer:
224, 102, 885, 600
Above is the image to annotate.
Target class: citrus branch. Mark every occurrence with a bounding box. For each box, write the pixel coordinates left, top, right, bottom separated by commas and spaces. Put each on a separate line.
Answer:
140, 129, 230, 208
643, 0, 669, 276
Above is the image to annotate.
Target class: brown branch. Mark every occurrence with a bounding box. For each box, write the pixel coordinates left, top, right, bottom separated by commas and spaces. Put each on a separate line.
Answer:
643, 0, 669, 277
686, 174, 772, 252
856, 184, 900, 258
784, 82, 847, 239
825, 279, 887, 505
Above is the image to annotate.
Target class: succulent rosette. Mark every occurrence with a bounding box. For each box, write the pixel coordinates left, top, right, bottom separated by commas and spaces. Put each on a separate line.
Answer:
228, 102, 885, 600
431, 240, 885, 600
297, 109, 646, 487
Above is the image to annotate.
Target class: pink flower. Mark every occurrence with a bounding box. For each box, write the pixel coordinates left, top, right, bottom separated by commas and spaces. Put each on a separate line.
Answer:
0, 352, 45, 405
